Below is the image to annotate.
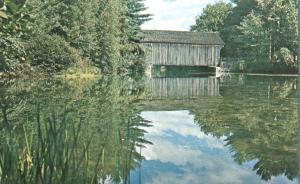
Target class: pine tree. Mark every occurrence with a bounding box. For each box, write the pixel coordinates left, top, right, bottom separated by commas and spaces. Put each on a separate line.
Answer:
91, 0, 121, 73
119, 0, 151, 73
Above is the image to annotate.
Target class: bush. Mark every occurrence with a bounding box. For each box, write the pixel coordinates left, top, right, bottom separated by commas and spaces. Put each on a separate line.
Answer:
27, 34, 75, 73
274, 48, 296, 67
245, 61, 297, 74
223, 57, 298, 74
0, 37, 25, 73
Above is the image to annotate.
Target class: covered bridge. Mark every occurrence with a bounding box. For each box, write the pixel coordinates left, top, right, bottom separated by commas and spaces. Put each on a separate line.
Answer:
140, 30, 224, 67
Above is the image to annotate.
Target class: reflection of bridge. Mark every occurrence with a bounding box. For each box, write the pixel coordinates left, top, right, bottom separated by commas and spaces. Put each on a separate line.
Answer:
147, 77, 220, 99
141, 30, 224, 68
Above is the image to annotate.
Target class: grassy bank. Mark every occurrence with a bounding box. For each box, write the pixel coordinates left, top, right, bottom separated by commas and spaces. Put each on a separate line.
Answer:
222, 59, 298, 74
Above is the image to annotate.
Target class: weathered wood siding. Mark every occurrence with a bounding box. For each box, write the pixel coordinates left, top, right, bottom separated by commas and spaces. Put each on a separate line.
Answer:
143, 43, 222, 67
147, 77, 220, 98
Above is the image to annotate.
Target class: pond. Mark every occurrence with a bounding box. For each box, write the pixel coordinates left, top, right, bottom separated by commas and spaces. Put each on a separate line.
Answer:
0, 74, 298, 184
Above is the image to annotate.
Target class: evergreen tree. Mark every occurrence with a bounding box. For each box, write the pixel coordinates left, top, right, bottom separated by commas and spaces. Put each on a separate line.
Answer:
119, 0, 151, 74
221, 0, 256, 58
92, 0, 121, 73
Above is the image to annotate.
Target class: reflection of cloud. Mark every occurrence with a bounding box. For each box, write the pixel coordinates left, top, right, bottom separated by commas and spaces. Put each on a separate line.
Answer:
136, 111, 298, 184
146, 170, 299, 184
269, 176, 299, 184
143, 138, 203, 165
141, 111, 225, 150
142, 0, 229, 30
146, 170, 250, 184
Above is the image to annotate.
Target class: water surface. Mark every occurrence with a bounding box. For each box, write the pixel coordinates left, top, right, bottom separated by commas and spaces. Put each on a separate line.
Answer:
0, 74, 298, 183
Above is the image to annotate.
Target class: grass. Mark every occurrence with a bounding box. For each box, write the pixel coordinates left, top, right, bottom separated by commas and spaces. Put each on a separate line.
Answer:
57, 48, 101, 80
244, 62, 298, 74
223, 59, 298, 74
61, 61, 101, 80
0, 77, 149, 184
0, 105, 101, 184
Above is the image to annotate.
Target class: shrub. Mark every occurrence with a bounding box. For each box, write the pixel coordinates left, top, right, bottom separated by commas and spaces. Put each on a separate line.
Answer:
274, 48, 296, 67
245, 61, 297, 74
0, 37, 25, 73
27, 34, 75, 73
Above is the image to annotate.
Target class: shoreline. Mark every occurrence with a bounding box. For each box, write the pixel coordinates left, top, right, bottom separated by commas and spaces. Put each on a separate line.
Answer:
227, 72, 298, 77
1, 71, 298, 81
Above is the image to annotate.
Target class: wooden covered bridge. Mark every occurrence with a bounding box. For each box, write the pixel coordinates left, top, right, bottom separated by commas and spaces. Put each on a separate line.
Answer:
140, 30, 224, 68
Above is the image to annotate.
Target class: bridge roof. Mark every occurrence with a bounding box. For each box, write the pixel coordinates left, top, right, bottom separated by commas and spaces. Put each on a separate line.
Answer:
140, 30, 225, 45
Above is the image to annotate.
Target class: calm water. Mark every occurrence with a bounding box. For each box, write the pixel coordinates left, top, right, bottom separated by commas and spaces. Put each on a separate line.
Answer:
0, 74, 298, 184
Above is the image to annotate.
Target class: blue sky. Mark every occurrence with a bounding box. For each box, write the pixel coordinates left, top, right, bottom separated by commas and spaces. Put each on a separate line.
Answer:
141, 0, 229, 31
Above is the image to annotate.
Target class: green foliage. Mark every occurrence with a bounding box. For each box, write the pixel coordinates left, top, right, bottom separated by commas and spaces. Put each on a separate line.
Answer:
0, 1, 31, 74
237, 11, 270, 59
194, 75, 298, 181
0, 76, 151, 183
244, 61, 298, 74
27, 34, 75, 73
91, 0, 121, 73
0, 0, 31, 37
274, 48, 296, 66
118, 0, 151, 75
190, 1, 233, 32
191, 0, 298, 73
227, 0, 256, 26
238, 0, 298, 61
1, 0, 150, 77
0, 37, 25, 73
121, 0, 151, 43
223, 58, 298, 74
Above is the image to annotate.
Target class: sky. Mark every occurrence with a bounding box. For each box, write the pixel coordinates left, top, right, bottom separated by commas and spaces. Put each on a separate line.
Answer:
141, 0, 228, 31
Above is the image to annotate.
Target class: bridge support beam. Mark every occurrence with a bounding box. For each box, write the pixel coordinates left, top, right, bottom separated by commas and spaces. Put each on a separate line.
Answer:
149, 65, 216, 77
145, 64, 152, 77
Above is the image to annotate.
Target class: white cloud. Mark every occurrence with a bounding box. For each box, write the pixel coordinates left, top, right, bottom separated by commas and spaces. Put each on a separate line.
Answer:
141, 0, 229, 30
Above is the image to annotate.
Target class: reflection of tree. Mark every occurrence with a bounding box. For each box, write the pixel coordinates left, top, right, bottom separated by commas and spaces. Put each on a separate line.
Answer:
0, 80, 30, 129
82, 76, 151, 183
0, 76, 151, 183
194, 76, 298, 181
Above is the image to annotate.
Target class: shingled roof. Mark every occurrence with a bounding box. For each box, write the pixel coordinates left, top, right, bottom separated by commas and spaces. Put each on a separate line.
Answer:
140, 30, 224, 45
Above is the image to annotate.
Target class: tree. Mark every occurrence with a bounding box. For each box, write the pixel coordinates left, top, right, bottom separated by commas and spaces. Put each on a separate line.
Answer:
237, 11, 269, 59
194, 76, 298, 181
191, 0, 298, 72
91, 0, 121, 73
221, 0, 257, 58
190, 1, 232, 32
0, 0, 30, 74
118, 0, 151, 74
238, 0, 298, 62
1, 0, 150, 76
